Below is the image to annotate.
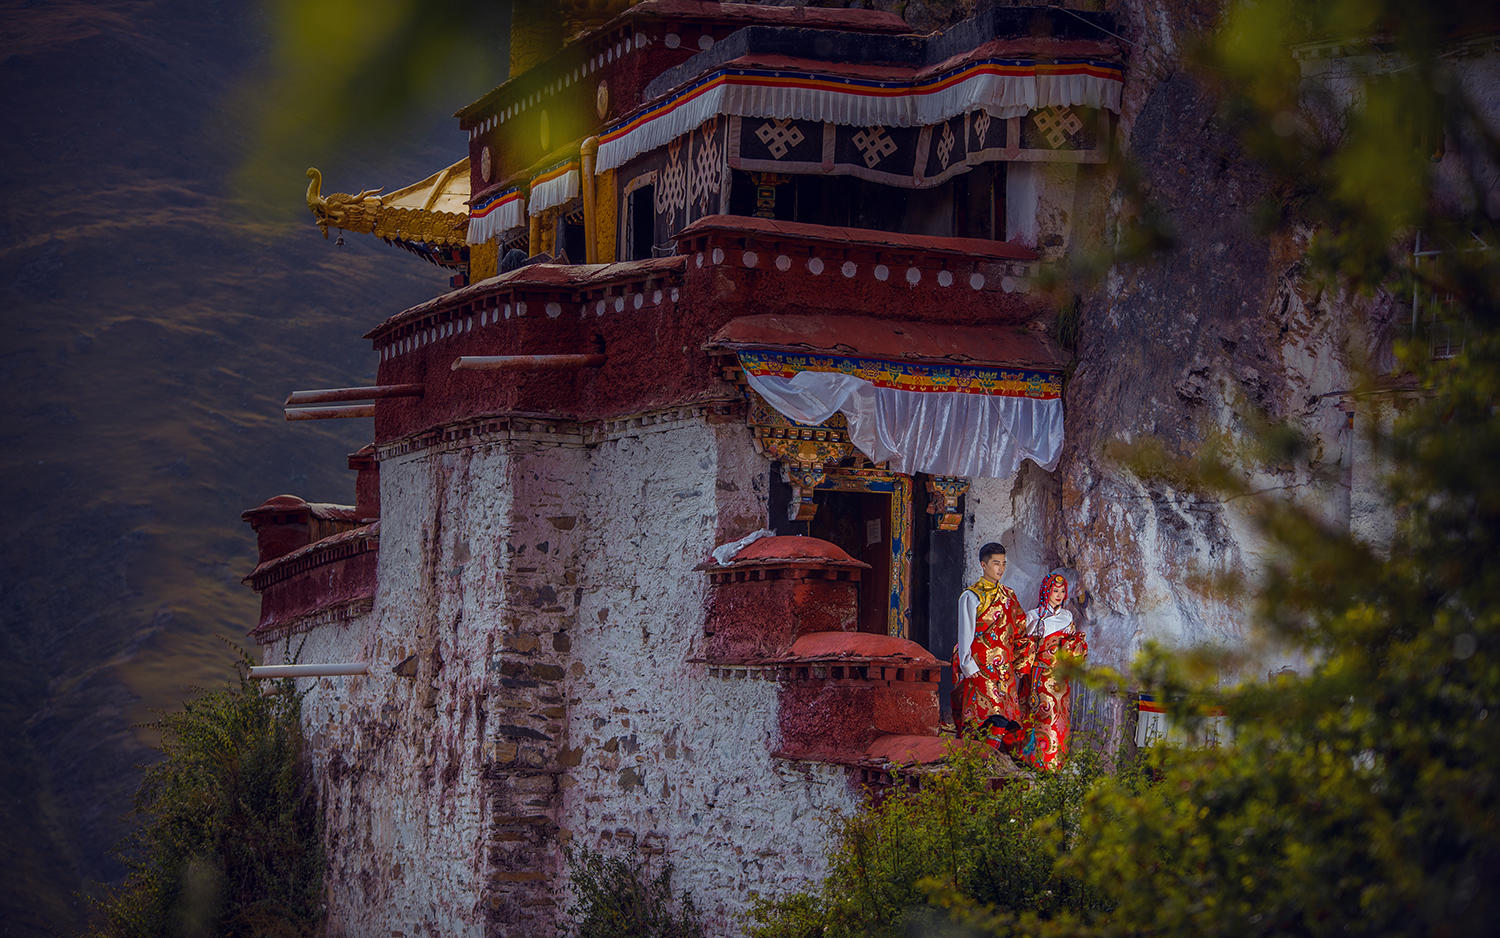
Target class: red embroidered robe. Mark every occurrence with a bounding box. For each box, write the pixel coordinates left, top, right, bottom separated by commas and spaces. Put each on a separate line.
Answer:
952, 579, 1032, 752
1020, 625, 1088, 770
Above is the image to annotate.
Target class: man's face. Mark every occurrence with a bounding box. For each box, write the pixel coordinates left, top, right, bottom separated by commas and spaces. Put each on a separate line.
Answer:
981, 553, 1007, 583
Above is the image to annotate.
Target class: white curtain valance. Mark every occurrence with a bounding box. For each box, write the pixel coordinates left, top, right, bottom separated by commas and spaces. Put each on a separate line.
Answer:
527, 162, 580, 217
740, 350, 1064, 478
598, 58, 1123, 173
466, 187, 525, 245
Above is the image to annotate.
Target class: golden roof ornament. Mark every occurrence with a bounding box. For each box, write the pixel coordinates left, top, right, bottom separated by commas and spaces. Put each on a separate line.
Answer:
303, 161, 471, 251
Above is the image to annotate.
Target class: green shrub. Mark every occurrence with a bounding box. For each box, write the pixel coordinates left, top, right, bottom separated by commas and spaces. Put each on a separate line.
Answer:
88, 660, 323, 938
749, 746, 1115, 938
563, 838, 704, 938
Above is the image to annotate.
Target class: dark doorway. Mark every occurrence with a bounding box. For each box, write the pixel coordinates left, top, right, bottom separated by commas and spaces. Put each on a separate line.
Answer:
805, 489, 893, 635
627, 184, 656, 260
770, 471, 893, 635
914, 477, 966, 721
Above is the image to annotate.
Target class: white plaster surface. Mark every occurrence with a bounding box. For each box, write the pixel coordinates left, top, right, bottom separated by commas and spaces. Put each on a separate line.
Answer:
284, 417, 854, 938
561, 420, 856, 936
294, 443, 517, 938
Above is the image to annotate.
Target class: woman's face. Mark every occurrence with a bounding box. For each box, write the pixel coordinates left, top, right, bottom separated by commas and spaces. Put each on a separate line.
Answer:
1047, 581, 1066, 608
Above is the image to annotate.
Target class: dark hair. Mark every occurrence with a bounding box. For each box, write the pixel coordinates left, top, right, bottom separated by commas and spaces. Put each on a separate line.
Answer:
979, 542, 1006, 562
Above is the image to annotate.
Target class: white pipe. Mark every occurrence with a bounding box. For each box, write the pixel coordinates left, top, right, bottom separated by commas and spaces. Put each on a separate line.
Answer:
248, 662, 369, 679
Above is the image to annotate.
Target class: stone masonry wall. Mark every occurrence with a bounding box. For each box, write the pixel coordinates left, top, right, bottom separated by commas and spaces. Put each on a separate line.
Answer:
287, 413, 860, 937
297, 441, 517, 938
561, 417, 858, 937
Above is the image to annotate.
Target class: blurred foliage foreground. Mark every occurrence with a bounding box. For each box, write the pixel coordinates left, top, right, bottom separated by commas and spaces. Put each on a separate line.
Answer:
754, 2, 1500, 937
87, 661, 323, 938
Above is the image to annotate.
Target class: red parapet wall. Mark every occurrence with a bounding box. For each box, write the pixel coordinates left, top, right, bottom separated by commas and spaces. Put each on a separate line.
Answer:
675, 215, 1044, 327
242, 522, 380, 641
362, 217, 1053, 447
700, 535, 867, 660
774, 632, 942, 763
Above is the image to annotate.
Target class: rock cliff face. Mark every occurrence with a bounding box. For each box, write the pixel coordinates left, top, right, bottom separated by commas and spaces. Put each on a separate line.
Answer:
1020, 0, 1384, 675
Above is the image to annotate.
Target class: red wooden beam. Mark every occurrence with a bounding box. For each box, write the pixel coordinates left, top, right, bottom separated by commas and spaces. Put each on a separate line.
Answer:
284, 384, 424, 406
451, 354, 607, 372
284, 405, 377, 421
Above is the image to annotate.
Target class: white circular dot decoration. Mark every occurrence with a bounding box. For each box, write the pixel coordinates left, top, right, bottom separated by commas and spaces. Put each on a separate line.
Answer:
743, 251, 757, 268
841, 261, 857, 278
653, 290, 662, 304
698, 35, 713, 50
970, 272, 986, 290
597, 300, 606, 315
665, 32, 680, 48
1001, 276, 1017, 293
695, 252, 704, 268
938, 270, 954, 287
670, 288, 679, 302
711, 247, 725, 265
504, 303, 512, 319
907, 267, 921, 284
546, 302, 562, 318
633, 293, 643, 309
615, 297, 625, 312
775, 254, 791, 271
874, 264, 889, 281
517, 302, 527, 316
808, 257, 824, 275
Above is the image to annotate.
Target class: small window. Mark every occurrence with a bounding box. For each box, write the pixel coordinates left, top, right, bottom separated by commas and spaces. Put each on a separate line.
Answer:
557, 210, 586, 264
627, 184, 656, 261
954, 163, 1005, 240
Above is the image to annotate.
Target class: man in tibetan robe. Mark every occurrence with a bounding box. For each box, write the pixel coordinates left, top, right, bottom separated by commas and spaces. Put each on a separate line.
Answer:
1020, 573, 1088, 770
952, 542, 1032, 753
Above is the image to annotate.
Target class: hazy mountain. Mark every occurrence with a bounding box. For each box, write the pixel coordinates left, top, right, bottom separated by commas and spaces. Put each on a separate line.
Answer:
0, 1, 498, 930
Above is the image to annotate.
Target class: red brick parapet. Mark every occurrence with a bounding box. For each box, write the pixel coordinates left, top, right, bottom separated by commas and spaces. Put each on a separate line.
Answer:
698, 535, 868, 660
241, 520, 380, 641
772, 631, 942, 764
675, 214, 1044, 326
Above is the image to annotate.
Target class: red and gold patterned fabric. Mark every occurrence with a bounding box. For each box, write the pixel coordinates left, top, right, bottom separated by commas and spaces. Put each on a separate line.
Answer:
1020, 622, 1087, 771
953, 578, 1033, 752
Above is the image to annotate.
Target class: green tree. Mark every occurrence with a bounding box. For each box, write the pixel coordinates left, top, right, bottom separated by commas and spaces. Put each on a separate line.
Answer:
88, 662, 323, 938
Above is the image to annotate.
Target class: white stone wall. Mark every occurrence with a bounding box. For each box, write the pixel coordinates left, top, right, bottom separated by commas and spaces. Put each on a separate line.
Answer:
562, 418, 857, 937
283, 416, 857, 938
291, 442, 517, 938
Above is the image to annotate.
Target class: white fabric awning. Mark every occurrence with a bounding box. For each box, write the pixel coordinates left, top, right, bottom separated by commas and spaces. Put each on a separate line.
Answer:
527, 162, 580, 216
466, 187, 525, 245
598, 57, 1123, 173
740, 349, 1063, 478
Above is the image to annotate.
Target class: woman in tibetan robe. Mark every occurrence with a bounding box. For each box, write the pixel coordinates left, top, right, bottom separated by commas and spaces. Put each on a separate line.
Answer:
953, 543, 1033, 753
1020, 573, 1087, 770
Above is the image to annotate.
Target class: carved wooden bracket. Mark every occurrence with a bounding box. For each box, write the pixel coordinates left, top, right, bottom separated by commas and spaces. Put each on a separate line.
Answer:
925, 475, 970, 531
781, 460, 828, 522
746, 393, 856, 522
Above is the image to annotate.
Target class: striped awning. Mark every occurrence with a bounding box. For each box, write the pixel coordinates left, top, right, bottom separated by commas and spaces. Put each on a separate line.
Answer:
598, 57, 1123, 173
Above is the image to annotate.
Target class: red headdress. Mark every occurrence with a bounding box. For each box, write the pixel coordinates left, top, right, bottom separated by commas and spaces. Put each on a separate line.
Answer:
1037, 573, 1068, 614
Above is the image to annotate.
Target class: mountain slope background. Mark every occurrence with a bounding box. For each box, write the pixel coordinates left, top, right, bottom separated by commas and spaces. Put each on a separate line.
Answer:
0, 1, 502, 931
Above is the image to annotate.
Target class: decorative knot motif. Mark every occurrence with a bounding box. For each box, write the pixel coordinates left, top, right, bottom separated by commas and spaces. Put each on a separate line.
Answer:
657, 137, 688, 223
973, 109, 993, 147
1032, 106, 1083, 148
937, 121, 957, 169
691, 119, 722, 214
851, 125, 897, 168
755, 118, 805, 159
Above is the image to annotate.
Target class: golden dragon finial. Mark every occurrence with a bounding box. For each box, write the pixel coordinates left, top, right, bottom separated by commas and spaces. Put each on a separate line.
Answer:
305, 166, 385, 239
